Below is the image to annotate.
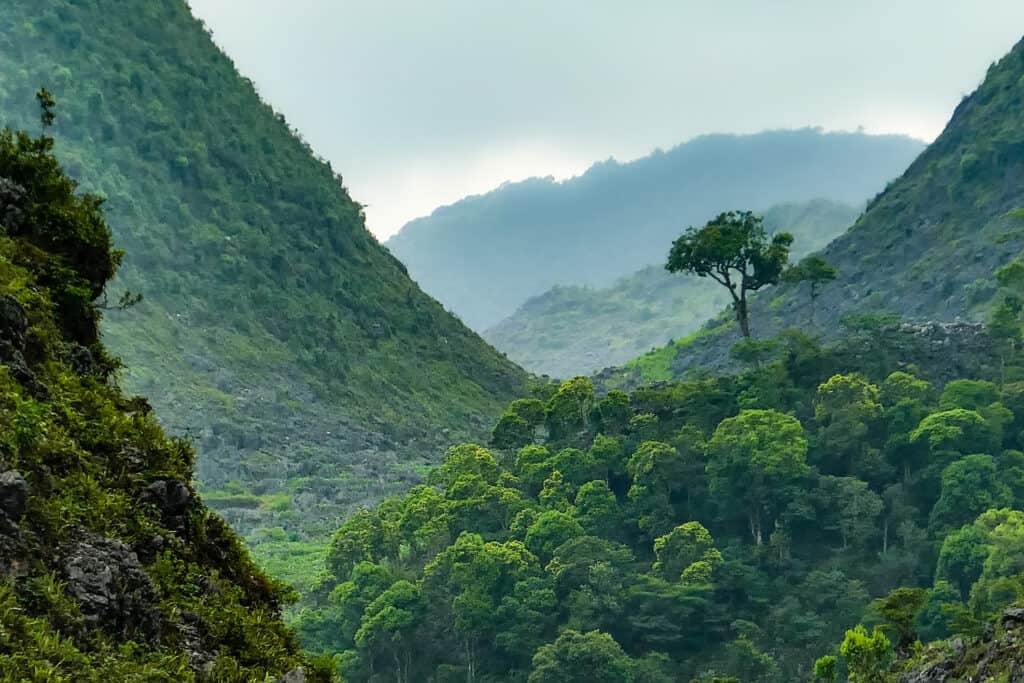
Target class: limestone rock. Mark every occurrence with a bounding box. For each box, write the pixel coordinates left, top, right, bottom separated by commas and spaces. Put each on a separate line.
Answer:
61, 531, 160, 639
0, 470, 28, 522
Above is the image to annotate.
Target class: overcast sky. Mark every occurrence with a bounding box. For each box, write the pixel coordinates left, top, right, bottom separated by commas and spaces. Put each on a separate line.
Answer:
186, 1, 1024, 239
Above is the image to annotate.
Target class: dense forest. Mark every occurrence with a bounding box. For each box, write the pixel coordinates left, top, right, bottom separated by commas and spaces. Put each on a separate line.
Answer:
486, 199, 859, 377
387, 130, 922, 330
294, 301, 1024, 680
0, 0, 528, 561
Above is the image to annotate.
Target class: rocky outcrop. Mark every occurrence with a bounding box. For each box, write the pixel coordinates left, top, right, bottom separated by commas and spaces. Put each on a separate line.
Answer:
0, 469, 28, 523
0, 469, 29, 579
141, 478, 192, 534
0, 294, 40, 393
900, 610, 1024, 682
60, 531, 161, 640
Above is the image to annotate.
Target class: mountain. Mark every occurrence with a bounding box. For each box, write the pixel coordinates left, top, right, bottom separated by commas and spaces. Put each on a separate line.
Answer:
386, 130, 925, 330
0, 1, 528, 543
485, 199, 860, 377
0, 116, 334, 679
610, 38, 1024, 387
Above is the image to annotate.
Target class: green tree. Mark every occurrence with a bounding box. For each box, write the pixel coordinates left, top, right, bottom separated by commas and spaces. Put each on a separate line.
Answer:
626, 440, 689, 537
929, 454, 1011, 532
354, 580, 425, 683
652, 522, 722, 583
868, 586, 927, 652
528, 630, 635, 683
525, 510, 585, 562
707, 409, 810, 544
423, 533, 539, 682
784, 254, 838, 324
665, 210, 793, 338
813, 374, 886, 481
813, 655, 838, 683
818, 476, 883, 550
574, 480, 622, 539
839, 625, 891, 683
936, 523, 990, 600
547, 376, 596, 440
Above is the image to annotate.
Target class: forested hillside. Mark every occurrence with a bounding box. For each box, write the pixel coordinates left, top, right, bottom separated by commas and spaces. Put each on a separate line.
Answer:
386, 130, 923, 330
296, 311, 1024, 681
0, 110, 333, 680
486, 199, 859, 377
0, 1, 528, 546
614, 37, 1024, 387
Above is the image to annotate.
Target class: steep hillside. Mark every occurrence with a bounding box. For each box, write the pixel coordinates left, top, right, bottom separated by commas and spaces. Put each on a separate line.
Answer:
486, 199, 859, 377
0, 1, 528, 541
386, 130, 924, 330
0, 116, 332, 680
616, 37, 1024, 386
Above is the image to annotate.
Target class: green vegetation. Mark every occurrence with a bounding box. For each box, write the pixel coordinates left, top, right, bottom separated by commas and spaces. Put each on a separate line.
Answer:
487, 200, 859, 377
666, 210, 795, 338
0, 0, 528, 549
629, 36, 1024, 383
389, 132, 922, 331
297, 301, 1024, 679
0, 110, 331, 680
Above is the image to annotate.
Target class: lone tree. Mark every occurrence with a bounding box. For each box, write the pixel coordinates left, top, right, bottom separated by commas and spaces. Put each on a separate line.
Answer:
666, 210, 793, 338
784, 255, 837, 325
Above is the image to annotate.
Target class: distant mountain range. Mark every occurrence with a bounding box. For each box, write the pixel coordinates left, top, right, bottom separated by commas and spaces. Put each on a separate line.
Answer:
485, 199, 861, 377
387, 129, 925, 330
611, 36, 1024, 386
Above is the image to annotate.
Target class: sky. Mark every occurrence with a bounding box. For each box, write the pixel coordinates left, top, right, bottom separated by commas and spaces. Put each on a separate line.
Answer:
186, 1, 1024, 240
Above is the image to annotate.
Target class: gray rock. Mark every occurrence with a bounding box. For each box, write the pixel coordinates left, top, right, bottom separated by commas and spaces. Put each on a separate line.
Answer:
900, 660, 952, 683
61, 531, 160, 639
0, 470, 28, 522
281, 668, 306, 683
66, 343, 97, 376
143, 479, 192, 516
0, 177, 26, 232
1004, 607, 1024, 625
141, 478, 192, 533
0, 295, 28, 350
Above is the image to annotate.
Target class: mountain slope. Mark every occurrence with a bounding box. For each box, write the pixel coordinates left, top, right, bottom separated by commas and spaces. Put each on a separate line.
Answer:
615, 37, 1024, 385
386, 130, 925, 330
485, 199, 860, 377
0, 118, 332, 680
0, 1, 528, 539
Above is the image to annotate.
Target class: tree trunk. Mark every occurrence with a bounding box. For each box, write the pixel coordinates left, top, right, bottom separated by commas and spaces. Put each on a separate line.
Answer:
749, 508, 763, 545
809, 284, 817, 326
736, 296, 752, 338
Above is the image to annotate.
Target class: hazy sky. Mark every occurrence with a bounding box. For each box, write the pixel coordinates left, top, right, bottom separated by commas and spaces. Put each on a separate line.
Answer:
186, 1, 1024, 239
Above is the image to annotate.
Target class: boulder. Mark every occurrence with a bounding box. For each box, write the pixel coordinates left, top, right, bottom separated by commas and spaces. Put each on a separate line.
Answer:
0, 470, 27, 522
141, 478, 192, 533
61, 531, 160, 639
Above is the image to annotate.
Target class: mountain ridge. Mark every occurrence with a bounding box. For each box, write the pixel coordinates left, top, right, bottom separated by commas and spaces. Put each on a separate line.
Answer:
387, 128, 925, 330
0, 0, 529, 543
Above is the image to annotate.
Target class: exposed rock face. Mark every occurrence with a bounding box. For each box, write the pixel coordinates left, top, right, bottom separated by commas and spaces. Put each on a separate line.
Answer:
0, 470, 28, 522
0, 176, 25, 232
0, 294, 39, 393
900, 610, 1024, 682
61, 531, 160, 639
141, 478, 192, 533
